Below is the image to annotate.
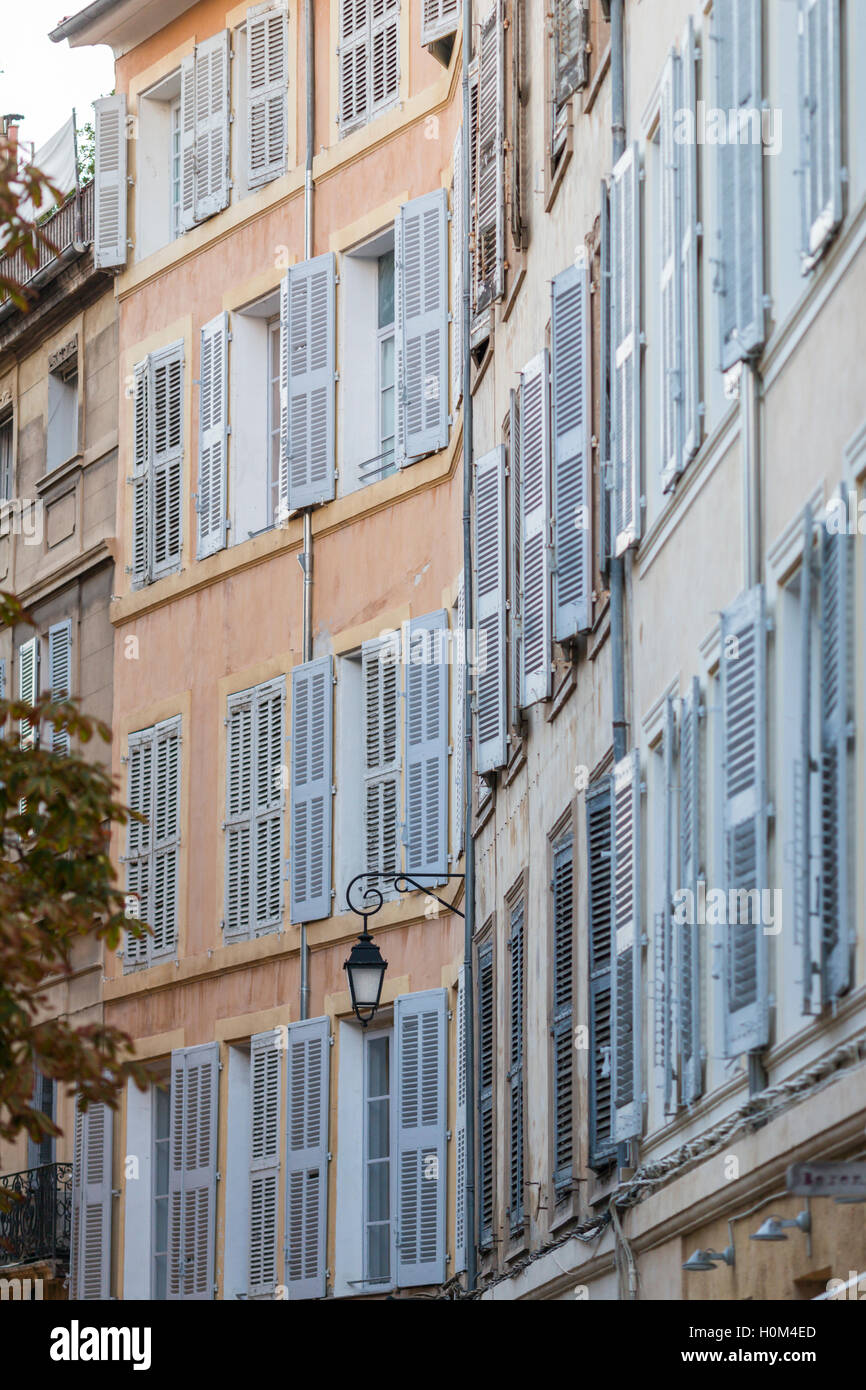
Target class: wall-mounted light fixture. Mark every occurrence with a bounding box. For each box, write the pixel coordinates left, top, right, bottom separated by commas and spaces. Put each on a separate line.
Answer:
750, 1210, 811, 1242
682, 1246, 735, 1272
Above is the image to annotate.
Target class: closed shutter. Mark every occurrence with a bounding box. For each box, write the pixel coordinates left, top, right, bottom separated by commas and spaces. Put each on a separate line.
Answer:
125, 727, 153, 965
452, 575, 466, 854
93, 94, 127, 269
715, 0, 764, 367
680, 18, 700, 461
473, 446, 507, 773
18, 635, 38, 750
197, 312, 228, 559
659, 49, 682, 491
282, 254, 336, 511
131, 358, 150, 587
798, 0, 842, 267
395, 989, 447, 1287
179, 55, 197, 232
508, 897, 525, 1232
473, 0, 504, 319
285, 1016, 330, 1299
339, 0, 369, 130
48, 618, 72, 755
71, 1098, 113, 1300
819, 509, 853, 1002
249, 1028, 283, 1298
720, 585, 768, 1057
253, 680, 285, 935
451, 129, 463, 413
193, 31, 231, 222
551, 836, 574, 1190
0, 658, 6, 700
277, 271, 290, 520
477, 941, 494, 1247
290, 657, 333, 922
224, 689, 253, 942
422, 0, 459, 46
362, 634, 401, 880
247, 5, 288, 189
599, 180, 612, 567
658, 696, 675, 1114
587, 777, 615, 1165
610, 143, 641, 552
371, 0, 399, 111
150, 343, 184, 581
454, 964, 468, 1273
405, 611, 449, 879
151, 716, 181, 961
519, 350, 552, 707
553, 0, 588, 108
397, 189, 449, 460
678, 677, 703, 1103
610, 749, 642, 1142
168, 1043, 219, 1300
508, 385, 522, 726
551, 256, 591, 639
797, 508, 816, 1014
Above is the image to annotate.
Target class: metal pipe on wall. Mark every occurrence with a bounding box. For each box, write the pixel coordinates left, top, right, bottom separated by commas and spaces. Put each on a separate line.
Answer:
609, 0, 627, 766
299, 0, 316, 1022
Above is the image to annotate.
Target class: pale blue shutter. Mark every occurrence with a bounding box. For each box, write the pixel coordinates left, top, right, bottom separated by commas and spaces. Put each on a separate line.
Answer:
678, 677, 703, 1103
131, 357, 150, 587
277, 271, 290, 520
452, 576, 466, 854
451, 130, 463, 412
397, 189, 449, 460
819, 509, 853, 1002
422, 0, 459, 46
150, 342, 184, 581
473, 0, 504, 318
339, 0, 369, 130
797, 508, 816, 1014
476, 941, 494, 1247
720, 585, 768, 1056
473, 446, 507, 773
551, 836, 574, 1189
193, 30, 230, 221
197, 312, 228, 558
291, 657, 333, 922
610, 749, 642, 1141
285, 254, 336, 509
404, 611, 449, 879
246, 5, 288, 189
395, 988, 447, 1287
586, 778, 615, 1164
285, 1016, 330, 1299
658, 697, 675, 1115
125, 727, 153, 965
610, 144, 641, 551
519, 350, 552, 706
551, 256, 591, 638
71, 1098, 113, 1299
179, 55, 196, 232
249, 1027, 283, 1298
798, 0, 843, 269
151, 715, 181, 961
508, 898, 525, 1232
659, 50, 682, 490
224, 690, 253, 941
362, 634, 401, 879
18, 636, 38, 750
599, 180, 612, 566
253, 679, 285, 935
680, 18, 700, 461
168, 1042, 219, 1300
93, 94, 127, 269
0, 657, 6, 700
508, 386, 522, 725
47, 618, 72, 755
454, 965, 468, 1273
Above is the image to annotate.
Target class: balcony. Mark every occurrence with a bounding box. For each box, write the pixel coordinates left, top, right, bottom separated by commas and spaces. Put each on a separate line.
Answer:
0, 1163, 73, 1269
0, 179, 94, 302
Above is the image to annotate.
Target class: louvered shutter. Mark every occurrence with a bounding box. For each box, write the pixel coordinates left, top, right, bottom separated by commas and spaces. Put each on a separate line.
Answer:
397, 189, 449, 460
150, 343, 184, 580
798, 0, 842, 267
339, 0, 369, 130
197, 312, 228, 558
224, 689, 253, 942
422, 0, 459, 46
658, 697, 675, 1115
247, 5, 288, 189
508, 386, 522, 727
519, 350, 552, 707
131, 358, 150, 587
18, 635, 38, 750
253, 679, 285, 934
405, 611, 448, 879
820, 510, 853, 1002
610, 749, 642, 1142
285, 1016, 330, 1299
473, 0, 504, 318
168, 1042, 219, 1300
454, 965, 468, 1273
125, 728, 153, 965
552, 837, 574, 1190
277, 271, 290, 520
660, 50, 682, 491
0, 658, 6, 700
451, 129, 463, 413
284, 253, 336, 510
452, 576, 466, 854
476, 942, 494, 1247
179, 55, 197, 233
371, 0, 400, 110
48, 619, 71, 755
194, 31, 230, 222
362, 634, 401, 879
151, 715, 181, 961
71, 1098, 113, 1300
93, 94, 127, 269
474, 446, 507, 773
610, 143, 641, 552
291, 657, 333, 921
249, 1027, 283, 1298
720, 585, 768, 1056
396, 988, 447, 1287
599, 180, 612, 567
678, 677, 703, 1103
587, 777, 615, 1165
797, 508, 816, 1014
551, 256, 591, 639
508, 898, 525, 1232
680, 19, 700, 461
715, 0, 764, 367
553, 0, 588, 107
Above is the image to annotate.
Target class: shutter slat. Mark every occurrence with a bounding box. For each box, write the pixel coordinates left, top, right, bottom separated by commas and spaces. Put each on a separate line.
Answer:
93, 94, 127, 269
291, 657, 333, 921
197, 312, 228, 558
362, 633, 401, 882
474, 446, 507, 772
508, 898, 525, 1231
150, 343, 184, 580
519, 350, 552, 706
551, 257, 591, 639
285, 1016, 330, 1299
477, 943, 494, 1246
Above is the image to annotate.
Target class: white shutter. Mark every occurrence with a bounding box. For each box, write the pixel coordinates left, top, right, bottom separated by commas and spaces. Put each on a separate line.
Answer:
404, 611, 449, 879
678, 676, 703, 1103
610, 748, 642, 1142
362, 633, 401, 879
339, 0, 370, 130
819, 513, 853, 1002
168, 1042, 219, 1300
371, 0, 399, 111
452, 575, 466, 855
395, 989, 447, 1288
278, 271, 290, 520
249, 1027, 283, 1298
18, 635, 38, 750
453, 966, 468, 1273
224, 689, 254, 942
125, 727, 153, 965
473, 446, 507, 772
151, 715, 181, 961
285, 1016, 330, 1299
508, 385, 522, 726
93, 94, 127, 269
291, 657, 333, 922
179, 55, 197, 233
285, 253, 336, 509
131, 358, 150, 587
680, 18, 700, 462
659, 50, 682, 491
519, 350, 552, 707
610, 143, 641, 552
658, 696, 675, 1115
252, 678, 285, 935
150, 342, 184, 580
798, 0, 843, 268
473, 0, 505, 319
71, 1098, 113, 1300
551, 256, 591, 639
422, 0, 459, 47
451, 129, 463, 414
197, 312, 228, 558
397, 189, 449, 460
247, 5, 288, 189
194, 30, 231, 222
47, 618, 72, 755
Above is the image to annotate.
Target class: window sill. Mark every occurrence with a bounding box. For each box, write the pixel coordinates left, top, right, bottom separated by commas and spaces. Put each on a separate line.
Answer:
549, 1188, 579, 1233
545, 111, 574, 214
472, 781, 496, 837
500, 254, 526, 325
546, 662, 577, 724
503, 736, 526, 787
37, 453, 83, 495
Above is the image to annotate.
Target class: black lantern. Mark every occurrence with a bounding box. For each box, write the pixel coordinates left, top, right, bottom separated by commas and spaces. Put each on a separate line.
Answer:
343, 930, 388, 1026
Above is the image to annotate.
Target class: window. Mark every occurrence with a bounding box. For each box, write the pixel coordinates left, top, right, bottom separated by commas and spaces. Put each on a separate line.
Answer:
228, 291, 280, 544
134, 72, 183, 260
0, 412, 12, 500
551, 833, 573, 1194
131, 341, 184, 587
170, 98, 182, 240
798, 0, 843, 269
377, 251, 396, 475
341, 237, 397, 493
268, 318, 281, 524
339, 0, 400, 133
28, 1069, 56, 1169
551, 0, 588, 161
46, 358, 78, 472
152, 1080, 170, 1299
364, 1027, 394, 1283
124, 716, 182, 969
586, 777, 615, 1169
224, 677, 285, 942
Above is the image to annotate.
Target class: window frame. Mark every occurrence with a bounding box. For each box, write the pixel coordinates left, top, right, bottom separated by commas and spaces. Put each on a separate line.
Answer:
362, 1022, 396, 1286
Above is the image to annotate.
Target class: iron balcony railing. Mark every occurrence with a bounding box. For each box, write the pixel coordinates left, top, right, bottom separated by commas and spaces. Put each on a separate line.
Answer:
0, 179, 94, 300
0, 1163, 73, 1267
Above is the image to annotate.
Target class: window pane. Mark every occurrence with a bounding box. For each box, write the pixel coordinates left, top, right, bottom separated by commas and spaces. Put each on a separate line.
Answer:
367, 1222, 390, 1282
155, 1139, 169, 1193
367, 1097, 389, 1160
155, 1084, 170, 1138
367, 1034, 389, 1098
153, 1252, 167, 1301
368, 1158, 390, 1221
154, 1194, 168, 1251
378, 251, 394, 329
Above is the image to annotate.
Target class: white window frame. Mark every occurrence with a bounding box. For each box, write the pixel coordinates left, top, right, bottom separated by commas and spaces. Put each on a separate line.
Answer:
362, 1023, 396, 1287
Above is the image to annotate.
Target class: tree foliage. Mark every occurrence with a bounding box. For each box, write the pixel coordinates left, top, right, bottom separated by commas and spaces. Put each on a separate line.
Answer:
0, 134, 64, 310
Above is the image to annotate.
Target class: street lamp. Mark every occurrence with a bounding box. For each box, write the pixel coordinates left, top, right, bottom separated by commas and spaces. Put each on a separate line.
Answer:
682, 1246, 735, 1272
750, 1210, 811, 1242
343, 930, 388, 1027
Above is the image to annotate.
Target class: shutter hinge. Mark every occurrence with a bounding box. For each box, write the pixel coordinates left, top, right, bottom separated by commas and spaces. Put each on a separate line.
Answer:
446, 1128, 452, 1141
331, 784, 337, 795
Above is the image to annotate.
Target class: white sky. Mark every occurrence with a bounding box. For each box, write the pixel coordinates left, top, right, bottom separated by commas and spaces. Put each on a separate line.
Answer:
0, 1, 115, 157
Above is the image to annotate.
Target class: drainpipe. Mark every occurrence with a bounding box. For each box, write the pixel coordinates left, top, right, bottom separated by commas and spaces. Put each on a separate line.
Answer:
461, 0, 477, 1296
740, 363, 761, 591
609, 0, 627, 766
299, 0, 316, 1022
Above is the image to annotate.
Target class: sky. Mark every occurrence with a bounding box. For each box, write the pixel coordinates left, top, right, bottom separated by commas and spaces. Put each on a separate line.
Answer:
0, 1, 115, 157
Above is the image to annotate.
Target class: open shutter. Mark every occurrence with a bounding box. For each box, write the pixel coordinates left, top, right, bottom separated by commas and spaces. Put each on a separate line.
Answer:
278, 271, 290, 520
179, 54, 197, 233
797, 508, 816, 1014
405, 611, 448, 879
371, 0, 400, 110
659, 49, 682, 491
587, 777, 615, 1165
508, 897, 525, 1232
422, 0, 459, 46
285, 1016, 330, 1299
819, 509, 853, 1002
71, 1099, 113, 1300
396, 988, 447, 1287
291, 657, 333, 922
224, 689, 253, 942
48, 618, 72, 755
473, 0, 504, 318
249, 1027, 283, 1298
397, 189, 449, 460
362, 634, 401, 879
610, 143, 641, 552
508, 386, 522, 727
680, 18, 700, 461
658, 697, 675, 1115
451, 129, 463, 413
553, 0, 588, 107
197, 312, 228, 559
247, 5, 288, 189
18, 635, 38, 750
151, 715, 181, 961
476, 940, 494, 1246
339, 0, 369, 130
798, 0, 842, 268
93, 94, 127, 269
150, 343, 184, 581
720, 585, 768, 1057
194, 30, 230, 222
599, 180, 612, 567
474, 446, 507, 773
519, 350, 552, 707
452, 575, 466, 855
253, 679, 285, 934
678, 677, 703, 1103
125, 728, 153, 965
168, 1043, 219, 1300
610, 749, 642, 1142
131, 358, 150, 587
454, 965, 468, 1273
551, 256, 591, 639
285, 253, 336, 509
551, 836, 574, 1190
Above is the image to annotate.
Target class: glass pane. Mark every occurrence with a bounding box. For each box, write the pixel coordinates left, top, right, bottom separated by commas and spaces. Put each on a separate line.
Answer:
368, 1158, 390, 1222
367, 1097, 389, 1160
367, 1222, 390, 1282
378, 251, 395, 329
154, 1194, 168, 1252
367, 1034, 389, 1098
155, 1139, 169, 1194
154, 1083, 170, 1137
380, 334, 394, 388
153, 1253, 167, 1301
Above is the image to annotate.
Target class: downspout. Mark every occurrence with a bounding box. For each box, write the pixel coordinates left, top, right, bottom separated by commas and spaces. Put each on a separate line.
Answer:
299, 0, 316, 1022
609, 0, 627, 766
461, 0, 477, 1297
